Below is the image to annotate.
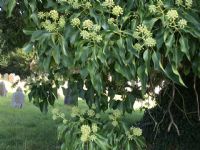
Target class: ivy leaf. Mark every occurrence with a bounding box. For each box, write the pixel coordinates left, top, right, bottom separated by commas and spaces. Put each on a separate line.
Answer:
52, 46, 60, 65
179, 35, 190, 60
7, 0, 16, 17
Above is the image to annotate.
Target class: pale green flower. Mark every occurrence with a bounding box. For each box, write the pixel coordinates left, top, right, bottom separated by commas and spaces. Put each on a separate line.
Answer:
149, 5, 157, 13
113, 109, 122, 118
136, 24, 152, 38
92, 124, 98, 133
132, 127, 142, 136
81, 125, 91, 135
112, 5, 123, 16
38, 12, 45, 19
144, 37, 156, 47
90, 134, 97, 141
50, 10, 59, 20
60, 113, 65, 118
175, 0, 183, 6
133, 43, 143, 51
71, 106, 80, 117
102, 0, 115, 8
93, 25, 101, 32
178, 19, 187, 28
63, 119, 67, 124
85, 2, 92, 9
166, 10, 179, 21
58, 16, 65, 28
108, 18, 115, 25
157, 0, 164, 6
81, 134, 89, 142
185, 0, 192, 9
45, 22, 57, 32
80, 30, 90, 40
95, 35, 103, 43
52, 108, 59, 114
112, 120, 118, 127
72, 1, 80, 9
87, 109, 95, 117
83, 19, 94, 30
71, 18, 80, 27
52, 115, 57, 120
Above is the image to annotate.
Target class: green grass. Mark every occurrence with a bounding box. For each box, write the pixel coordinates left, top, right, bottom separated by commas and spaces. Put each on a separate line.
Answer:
0, 94, 61, 150
0, 94, 143, 150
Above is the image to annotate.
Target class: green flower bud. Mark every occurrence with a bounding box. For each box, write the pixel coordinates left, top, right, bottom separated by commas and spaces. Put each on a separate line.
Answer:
71, 18, 80, 27
112, 5, 123, 16
178, 19, 187, 28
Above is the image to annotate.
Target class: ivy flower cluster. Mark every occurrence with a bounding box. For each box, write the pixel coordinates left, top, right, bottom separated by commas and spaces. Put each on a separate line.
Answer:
133, 24, 156, 49
38, 10, 65, 32
52, 108, 68, 124
70, 18, 102, 43
175, 0, 193, 9
109, 109, 122, 127
80, 124, 98, 142
126, 127, 143, 140
166, 9, 187, 29
56, 0, 92, 10
102, 0, 123, 17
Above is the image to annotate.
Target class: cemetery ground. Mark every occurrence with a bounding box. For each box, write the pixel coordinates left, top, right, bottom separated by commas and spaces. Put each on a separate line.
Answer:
0, 94, 144, 150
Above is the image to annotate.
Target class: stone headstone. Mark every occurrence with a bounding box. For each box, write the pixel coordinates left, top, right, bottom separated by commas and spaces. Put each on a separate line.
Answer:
0, 81, 7, 96
12, 87, 25, 108
63, 87, 73, 105
8, 73, 15, 83
3, 73, 8, 81
0, 74, 2, 80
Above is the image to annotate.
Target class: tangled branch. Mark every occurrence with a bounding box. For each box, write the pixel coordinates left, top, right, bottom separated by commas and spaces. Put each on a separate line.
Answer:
167, 83, 180, 136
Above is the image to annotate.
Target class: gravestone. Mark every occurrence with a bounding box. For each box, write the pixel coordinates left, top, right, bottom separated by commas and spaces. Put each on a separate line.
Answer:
3, 73, 8, 81
12, 87, 25, 108
8, 73, 15, 83
0, 82, 7, 96
62, 87, 73, 105
0, 74, 2, 80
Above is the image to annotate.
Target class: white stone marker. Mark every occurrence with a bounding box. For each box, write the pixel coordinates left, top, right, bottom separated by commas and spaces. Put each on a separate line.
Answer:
0, 81, 7, 96
12, 87, 25, 108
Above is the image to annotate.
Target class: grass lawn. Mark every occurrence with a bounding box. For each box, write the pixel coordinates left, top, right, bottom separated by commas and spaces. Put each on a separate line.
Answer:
0, 94, 143, 150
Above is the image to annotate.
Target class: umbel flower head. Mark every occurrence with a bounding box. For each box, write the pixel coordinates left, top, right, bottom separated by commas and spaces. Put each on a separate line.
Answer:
178, 19, 187, 28
166, 9, 179, 21
58, 16, 65, 28
112, 5, 123, 16
81, 125, 91, 135
185, 0, 193, 9
80, 125, 91, 142
149, 5, 157, 13
71, 18, 80, 27
144, 37, 156, 47
102, 0, 115, 8
108, 18, 115, 25
83, 19, 94, 30
175, 0, 183, 6
132, 127, 142, 136
50, 10, 59, 21
80, 30, 90, 40
87, 109, 95, 117
135, 24, 152, 38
